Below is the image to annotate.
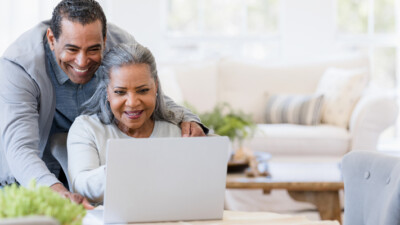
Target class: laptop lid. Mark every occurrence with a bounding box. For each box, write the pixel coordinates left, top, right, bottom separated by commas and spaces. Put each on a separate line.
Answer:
103, 136, 230, 224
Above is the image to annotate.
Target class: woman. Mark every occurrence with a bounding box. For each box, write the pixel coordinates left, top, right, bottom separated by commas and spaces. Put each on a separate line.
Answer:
67, 43, 182, 204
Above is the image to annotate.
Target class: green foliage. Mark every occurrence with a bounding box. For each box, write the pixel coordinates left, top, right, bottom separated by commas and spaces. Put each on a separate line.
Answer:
0, 180, 86, 225
188, 102, 256, 144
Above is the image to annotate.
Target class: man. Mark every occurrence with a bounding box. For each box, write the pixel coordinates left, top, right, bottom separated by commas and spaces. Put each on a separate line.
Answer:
0, 0, 206, 208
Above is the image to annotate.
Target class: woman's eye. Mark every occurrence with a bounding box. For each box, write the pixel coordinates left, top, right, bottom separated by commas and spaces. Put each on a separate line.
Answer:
138, 89, 150, 94
114, 90, 125, 95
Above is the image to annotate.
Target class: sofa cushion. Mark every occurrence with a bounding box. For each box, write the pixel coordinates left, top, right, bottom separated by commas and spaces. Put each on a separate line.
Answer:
316, 67, 368, 128
217, 60, 324, 123
158, 60, 219, 113
217, 57, 368, 123
264, 94, 324, 125
246, 124, 350, 156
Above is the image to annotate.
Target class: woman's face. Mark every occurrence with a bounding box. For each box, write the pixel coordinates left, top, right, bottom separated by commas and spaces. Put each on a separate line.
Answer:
107, 63, 158, 136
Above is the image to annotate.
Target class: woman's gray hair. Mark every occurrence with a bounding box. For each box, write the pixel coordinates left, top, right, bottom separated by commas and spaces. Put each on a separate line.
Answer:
81, 43, 178, 124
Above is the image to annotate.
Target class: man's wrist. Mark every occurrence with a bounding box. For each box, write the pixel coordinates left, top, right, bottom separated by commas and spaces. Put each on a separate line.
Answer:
50, 182, 69, 194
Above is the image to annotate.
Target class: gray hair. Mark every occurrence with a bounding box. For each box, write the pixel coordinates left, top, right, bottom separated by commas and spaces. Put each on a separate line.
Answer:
81, 43, 177, 124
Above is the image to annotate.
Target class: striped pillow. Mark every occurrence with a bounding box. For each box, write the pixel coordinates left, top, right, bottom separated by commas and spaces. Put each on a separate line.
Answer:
264, 94, 324, 125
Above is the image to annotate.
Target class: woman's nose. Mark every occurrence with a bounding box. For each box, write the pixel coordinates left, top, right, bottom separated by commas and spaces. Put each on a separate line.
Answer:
126, 94, 140, 107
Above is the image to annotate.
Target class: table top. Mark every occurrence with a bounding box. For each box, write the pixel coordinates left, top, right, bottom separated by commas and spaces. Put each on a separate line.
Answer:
226, 158, 344, 191
83, 210, 340, 225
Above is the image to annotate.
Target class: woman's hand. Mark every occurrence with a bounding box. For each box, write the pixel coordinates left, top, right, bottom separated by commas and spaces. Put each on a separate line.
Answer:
181, 121, 206, 137
50, 183, 94, 210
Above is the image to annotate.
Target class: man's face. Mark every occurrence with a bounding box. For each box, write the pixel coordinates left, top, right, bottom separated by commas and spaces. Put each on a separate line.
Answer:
47, 19, 106, 84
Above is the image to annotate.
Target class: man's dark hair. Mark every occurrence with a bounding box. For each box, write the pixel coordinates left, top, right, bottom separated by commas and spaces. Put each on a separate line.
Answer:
50, 0, 107, 40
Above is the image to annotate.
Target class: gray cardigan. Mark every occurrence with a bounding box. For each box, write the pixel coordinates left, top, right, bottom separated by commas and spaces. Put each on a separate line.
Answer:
0, 21, 200, 187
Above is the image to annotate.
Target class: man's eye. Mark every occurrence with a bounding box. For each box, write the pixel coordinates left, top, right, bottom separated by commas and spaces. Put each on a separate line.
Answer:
90, 48, 101, 51
67, 48, 78, 52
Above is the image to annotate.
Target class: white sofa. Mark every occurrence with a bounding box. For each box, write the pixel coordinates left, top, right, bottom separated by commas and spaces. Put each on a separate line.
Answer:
158, 56, 398, 157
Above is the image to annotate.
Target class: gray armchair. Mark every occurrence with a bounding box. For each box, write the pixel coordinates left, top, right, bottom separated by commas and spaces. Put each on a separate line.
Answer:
342, 150, 400, 225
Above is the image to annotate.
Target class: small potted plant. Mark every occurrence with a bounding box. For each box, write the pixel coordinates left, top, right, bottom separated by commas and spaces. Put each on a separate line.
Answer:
0, 180, 86, 225
187, 103, 257, 167
197, 103, 256, 148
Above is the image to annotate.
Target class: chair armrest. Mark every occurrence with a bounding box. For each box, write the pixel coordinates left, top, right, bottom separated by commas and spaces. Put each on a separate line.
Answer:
349, 93, 398, 151
342, 151, 400, 225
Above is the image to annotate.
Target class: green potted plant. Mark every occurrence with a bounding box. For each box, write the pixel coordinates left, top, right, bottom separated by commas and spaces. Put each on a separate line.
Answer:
187, 102, 256, 159
198, 103, 256, 145
0, 180, 86, 225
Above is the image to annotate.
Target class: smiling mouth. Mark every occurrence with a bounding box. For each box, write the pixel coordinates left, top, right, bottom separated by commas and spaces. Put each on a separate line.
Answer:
125, 110, 144, 119
72, 67, 89, 73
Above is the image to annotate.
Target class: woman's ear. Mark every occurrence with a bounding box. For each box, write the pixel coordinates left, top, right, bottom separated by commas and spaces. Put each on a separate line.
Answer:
156, 80, 159, 96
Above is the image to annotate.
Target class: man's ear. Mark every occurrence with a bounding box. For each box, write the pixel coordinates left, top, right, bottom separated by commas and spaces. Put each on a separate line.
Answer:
103, 35, 107, 50
46, 28, 56, 51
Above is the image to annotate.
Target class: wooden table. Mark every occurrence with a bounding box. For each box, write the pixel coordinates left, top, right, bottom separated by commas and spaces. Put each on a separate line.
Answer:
83, 210, 340, 225
226, 159, 344, 224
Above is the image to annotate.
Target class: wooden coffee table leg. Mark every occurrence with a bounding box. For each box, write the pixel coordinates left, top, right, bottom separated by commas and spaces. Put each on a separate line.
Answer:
287, 190, 342, 224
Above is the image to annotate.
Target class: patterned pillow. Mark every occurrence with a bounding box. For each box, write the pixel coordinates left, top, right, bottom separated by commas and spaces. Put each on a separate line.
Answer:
264, 94, 324, 125
316, 67, 368, 128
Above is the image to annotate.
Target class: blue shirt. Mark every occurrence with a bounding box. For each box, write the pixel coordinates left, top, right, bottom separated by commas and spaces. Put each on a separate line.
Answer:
43, 38, 98, 179
44, 39, 98, 134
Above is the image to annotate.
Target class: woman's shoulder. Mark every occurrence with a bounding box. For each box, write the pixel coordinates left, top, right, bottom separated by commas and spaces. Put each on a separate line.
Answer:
74, 114, 102, 125
72, 114, 110, 131
153, 120, 181, 137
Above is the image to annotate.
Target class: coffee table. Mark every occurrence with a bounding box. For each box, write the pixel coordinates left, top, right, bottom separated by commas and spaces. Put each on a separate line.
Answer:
226, 158, 344, 224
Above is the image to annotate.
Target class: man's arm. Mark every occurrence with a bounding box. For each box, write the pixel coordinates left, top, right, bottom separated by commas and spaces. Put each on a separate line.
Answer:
0, 59, 93, 208
0, 59, 58, 187
163, 95, 209, 136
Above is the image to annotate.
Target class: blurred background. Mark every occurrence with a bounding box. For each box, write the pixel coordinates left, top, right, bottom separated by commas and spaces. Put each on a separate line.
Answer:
1, 0, 399, 150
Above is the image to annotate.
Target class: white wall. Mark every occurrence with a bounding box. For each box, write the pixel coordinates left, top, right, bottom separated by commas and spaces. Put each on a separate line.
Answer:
107, 0, 164, 59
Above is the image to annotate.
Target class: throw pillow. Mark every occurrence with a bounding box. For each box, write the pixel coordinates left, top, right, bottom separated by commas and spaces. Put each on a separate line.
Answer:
315, 67, 368, 128
264, 94, 324, 125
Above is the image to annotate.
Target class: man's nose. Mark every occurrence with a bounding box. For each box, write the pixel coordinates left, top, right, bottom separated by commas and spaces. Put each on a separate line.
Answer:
75, 52, 89, 68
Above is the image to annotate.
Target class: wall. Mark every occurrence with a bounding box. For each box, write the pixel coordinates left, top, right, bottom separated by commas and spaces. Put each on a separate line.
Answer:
107, 0, 165, 59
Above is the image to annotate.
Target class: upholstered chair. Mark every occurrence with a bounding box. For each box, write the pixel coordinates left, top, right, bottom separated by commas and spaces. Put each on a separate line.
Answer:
342, 150, 400, 225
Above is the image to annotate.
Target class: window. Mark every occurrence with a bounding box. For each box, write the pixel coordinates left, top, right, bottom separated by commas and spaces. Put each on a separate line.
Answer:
337, 0, 399, 144
164, 0, 281, 60
337, 0, 397, 88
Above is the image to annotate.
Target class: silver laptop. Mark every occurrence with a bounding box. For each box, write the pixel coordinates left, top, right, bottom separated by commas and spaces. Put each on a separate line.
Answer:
95, 136, 230, 224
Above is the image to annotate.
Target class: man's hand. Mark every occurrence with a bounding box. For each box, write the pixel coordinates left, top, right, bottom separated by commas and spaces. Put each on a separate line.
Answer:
181, 121, 206, 137
50, 183, 94, 210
